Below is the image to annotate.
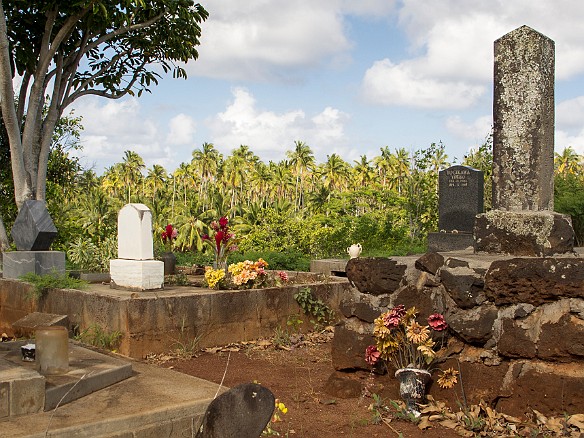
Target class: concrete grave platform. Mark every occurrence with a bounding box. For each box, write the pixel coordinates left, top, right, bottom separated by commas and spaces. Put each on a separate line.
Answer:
0, 356, 222, 437
0, 341, 133, 416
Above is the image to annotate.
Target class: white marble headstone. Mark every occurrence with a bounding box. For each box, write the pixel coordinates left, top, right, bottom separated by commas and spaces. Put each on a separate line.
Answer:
117, 204, 154, 260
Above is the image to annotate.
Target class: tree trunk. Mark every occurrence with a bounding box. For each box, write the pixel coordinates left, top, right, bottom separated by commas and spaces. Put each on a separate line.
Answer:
0, 215, 9, 251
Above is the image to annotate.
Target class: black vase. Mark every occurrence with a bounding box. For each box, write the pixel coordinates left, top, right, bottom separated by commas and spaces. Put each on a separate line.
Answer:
395, 368, 431, 417
161, 252, 177, 276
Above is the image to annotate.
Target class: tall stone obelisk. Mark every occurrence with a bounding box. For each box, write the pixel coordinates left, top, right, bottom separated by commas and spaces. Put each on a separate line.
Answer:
474, 26, 574, 256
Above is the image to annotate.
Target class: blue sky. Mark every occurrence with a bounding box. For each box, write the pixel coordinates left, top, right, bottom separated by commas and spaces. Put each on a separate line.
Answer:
70, 0, 584, 174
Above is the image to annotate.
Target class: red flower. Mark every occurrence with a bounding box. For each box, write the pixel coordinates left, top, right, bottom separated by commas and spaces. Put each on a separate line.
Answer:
219, 216, 229, 228
215, 230, 224, 251
365, 345, 381, 365
428, 313, 448, 331
165, 224, 174, 237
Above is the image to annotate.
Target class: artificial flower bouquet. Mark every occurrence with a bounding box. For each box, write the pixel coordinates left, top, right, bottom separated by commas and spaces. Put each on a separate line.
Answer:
204, 258, 290, 290
366, 304, 458, 389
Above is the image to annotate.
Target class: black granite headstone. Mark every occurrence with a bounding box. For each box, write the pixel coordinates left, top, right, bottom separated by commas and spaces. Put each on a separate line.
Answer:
11, 200, 57, 250
196, 383, 275, 438
438, 165, 484, 233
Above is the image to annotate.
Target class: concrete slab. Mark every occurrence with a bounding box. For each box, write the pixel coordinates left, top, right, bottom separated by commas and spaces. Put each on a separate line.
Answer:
3, 251, 65, 279
0, 359, 222, 437
0, 341, 133, 413
12, 312, 69, 337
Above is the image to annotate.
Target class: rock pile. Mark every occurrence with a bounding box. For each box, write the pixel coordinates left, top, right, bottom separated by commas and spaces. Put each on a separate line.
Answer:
331, 252, 584, 417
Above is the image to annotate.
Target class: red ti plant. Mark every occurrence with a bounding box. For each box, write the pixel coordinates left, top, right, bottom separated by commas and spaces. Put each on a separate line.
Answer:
202, 216, 237, 268
161, 224, 178, 252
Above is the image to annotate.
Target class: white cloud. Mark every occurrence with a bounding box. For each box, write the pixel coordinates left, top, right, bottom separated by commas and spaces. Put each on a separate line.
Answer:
446, 115, 492, 141
166, 114, 196, 145
208, 88, 349, 161
557, 96, 584, 131
362, 59, 485, 109
556, 96, 584, 154
70, 98, 181, 172
189, 1, 354, 81
361, 0, 584, 109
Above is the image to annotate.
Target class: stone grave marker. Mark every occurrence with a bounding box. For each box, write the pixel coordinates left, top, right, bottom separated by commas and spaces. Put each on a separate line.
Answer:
474, 25, 574, 256
195, 383, 275, 438
109, 204, 163, 290
427, 165, 483, 252
117, 203, 154, 260
3, 200, 65, 278
438, 165, 484, 233
11, 200, 57, 251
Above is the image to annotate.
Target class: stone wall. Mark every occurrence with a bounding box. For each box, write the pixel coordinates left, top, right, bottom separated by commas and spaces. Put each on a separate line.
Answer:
0, 276, 350, 359
333, 251, 584, 417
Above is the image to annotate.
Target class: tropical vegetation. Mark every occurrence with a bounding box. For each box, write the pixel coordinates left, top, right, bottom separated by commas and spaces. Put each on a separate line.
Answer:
2, 116, 584, 271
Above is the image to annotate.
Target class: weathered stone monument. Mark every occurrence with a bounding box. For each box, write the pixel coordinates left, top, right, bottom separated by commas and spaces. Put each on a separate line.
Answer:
109, 204, 164, 290
474, 25, 574, 256
3, 200, 65, 278
428, 165, 484, 252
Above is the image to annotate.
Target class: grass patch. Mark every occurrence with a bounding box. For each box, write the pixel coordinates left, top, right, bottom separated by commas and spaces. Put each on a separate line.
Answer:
19, 271, 88, 301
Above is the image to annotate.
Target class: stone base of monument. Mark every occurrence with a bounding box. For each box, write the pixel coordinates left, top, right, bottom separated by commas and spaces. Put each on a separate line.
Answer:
109, 259, 164, 290
474, 210, 574, 256
427, 232, 475, 252
2, 251, 65, 279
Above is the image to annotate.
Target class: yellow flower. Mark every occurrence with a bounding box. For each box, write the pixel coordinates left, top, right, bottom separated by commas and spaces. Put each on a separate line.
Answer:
406, 321, 430, 344
417, 339, 436, 364
437, 368, 459, 389
204, 267, 225, 289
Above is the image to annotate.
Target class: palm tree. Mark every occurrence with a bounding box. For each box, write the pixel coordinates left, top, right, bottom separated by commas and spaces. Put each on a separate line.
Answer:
322, 153, 349, 192
286, 141, 315, 210
192, 142, 221, 207
373, 146, 392, 188
352, 155, 375, 188
120, 150, 145, 203
145, 164, 167, 203
555, 146, 582, 175
391, 148, 411, 194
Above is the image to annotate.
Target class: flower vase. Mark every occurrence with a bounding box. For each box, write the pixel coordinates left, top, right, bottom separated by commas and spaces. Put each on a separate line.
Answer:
213, 260, 228, 272
161, 251, 177, 276
395, 368, 431, 417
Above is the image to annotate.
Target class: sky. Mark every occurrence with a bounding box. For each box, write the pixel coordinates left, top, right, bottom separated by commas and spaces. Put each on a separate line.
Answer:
69, 0, 584, 175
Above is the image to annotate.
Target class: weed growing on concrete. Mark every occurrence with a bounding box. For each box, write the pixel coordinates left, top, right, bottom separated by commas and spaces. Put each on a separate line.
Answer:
171, 317, 201, 358
74, 324, 122, 351
19, 271, 88, 301
294, 287, 335, 327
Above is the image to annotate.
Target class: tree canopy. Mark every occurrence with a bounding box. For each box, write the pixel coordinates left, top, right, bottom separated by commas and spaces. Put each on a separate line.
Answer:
0, 0, 207, 207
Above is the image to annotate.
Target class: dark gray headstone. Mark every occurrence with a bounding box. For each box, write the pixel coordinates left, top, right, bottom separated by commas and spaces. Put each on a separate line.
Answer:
196, 383, 275, 438
11, 200, 57, 250
438, 165, 484, 233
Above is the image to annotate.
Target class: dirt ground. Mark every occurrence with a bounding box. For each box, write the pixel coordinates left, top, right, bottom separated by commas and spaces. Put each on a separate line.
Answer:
151, 331, 462, 438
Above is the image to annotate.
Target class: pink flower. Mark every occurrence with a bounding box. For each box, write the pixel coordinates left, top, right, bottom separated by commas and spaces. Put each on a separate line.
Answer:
391, 304, 406, 318
383, 314, 400, 329
202, 234, 209, 241
219, 216, 229, 228
365, 345, 381, 365
428, 313, 448, 331
278, 271, 289, 282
